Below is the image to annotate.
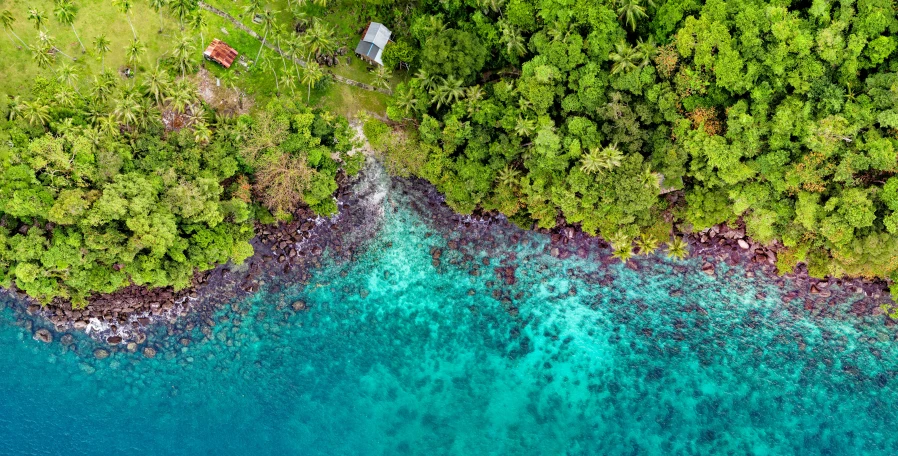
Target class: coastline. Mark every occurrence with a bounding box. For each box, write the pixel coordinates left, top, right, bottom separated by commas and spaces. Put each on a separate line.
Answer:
3, 159, 894, 352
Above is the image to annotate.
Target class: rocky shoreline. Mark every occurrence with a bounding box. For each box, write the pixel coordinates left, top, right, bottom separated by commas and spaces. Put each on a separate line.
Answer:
2, 160, 895, 354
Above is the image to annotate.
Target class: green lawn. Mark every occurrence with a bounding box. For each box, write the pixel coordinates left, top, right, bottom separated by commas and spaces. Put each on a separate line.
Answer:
201, 0, 399, 116
0, 0, 393, 118
0, 0, 178, 94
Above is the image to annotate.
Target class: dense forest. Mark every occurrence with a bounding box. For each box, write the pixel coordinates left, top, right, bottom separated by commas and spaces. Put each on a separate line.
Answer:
365, 0, 898, 294
0, 72, 359, 306
2, 0, 897, 307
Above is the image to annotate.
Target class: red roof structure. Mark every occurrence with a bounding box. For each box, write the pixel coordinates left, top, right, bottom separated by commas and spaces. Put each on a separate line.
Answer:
203, 39, 239, 68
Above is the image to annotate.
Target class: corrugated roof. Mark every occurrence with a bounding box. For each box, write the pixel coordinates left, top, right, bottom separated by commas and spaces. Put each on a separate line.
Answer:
203, 39, 239, 68
355, 22, 391, 65
362, 23, 391, 49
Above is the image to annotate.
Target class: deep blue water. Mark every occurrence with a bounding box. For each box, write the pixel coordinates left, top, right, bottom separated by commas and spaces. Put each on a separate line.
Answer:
0, 173, 897, 455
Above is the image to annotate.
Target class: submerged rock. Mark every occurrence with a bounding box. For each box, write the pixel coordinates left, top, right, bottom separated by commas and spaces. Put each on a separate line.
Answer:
93, 349, 109, 360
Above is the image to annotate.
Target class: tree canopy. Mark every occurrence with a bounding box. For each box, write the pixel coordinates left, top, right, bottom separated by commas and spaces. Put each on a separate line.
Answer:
371, 0, 898, 293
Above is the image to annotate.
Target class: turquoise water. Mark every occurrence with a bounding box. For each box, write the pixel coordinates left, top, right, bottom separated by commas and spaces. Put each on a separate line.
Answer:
0, 174, 897, 455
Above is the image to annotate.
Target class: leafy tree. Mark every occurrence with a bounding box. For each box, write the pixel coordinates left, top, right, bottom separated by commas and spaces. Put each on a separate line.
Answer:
420, 29, 488, 84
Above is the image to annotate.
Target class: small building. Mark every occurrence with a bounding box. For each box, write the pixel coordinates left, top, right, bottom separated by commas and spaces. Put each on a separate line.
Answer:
203, 39, 239, 69
354, 22, 391, 66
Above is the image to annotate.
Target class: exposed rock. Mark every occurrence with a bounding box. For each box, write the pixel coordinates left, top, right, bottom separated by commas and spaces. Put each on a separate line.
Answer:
33, 329, 53, 343
702, 263, 715, 276
106, 336, 123, 344
737, 239, 750, 250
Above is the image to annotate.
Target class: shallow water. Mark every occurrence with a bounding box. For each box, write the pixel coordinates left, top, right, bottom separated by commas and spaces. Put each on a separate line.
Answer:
0, 173, 897, 455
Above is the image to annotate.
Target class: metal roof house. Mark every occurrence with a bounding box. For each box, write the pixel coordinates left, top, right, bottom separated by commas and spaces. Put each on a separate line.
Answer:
354, 22, 391, 65
203, 39, 239, 68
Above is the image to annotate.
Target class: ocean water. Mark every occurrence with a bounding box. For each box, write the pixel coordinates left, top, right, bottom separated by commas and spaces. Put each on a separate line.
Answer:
0, 170, 897, 455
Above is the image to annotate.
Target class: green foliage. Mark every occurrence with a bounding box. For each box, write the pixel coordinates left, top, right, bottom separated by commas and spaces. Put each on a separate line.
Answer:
379, 0, 898, 290
0, 111, 253, 307
238, 99, 358, 216
419, 29, 488, 84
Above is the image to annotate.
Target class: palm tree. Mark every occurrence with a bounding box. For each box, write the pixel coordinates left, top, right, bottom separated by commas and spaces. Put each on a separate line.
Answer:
427, 15, 446, 35
612, 246, 634, 263
189, 11, 207, 47
581, 144, 624, 174
641, 166, 661, 190
479, 0, 505, 15
513, 115, 536, 138
499, 22, 526, 57
126, 37, 146, 69
273, 27, 292, 74
38, 30, 75, 61
635, 36, 657, 68
89, 73, 115, 103
7, 97, 24, 121
172, 34, 195, 76
113, 0, 137, 38
303, 19, 335, 59
27, 8, 47, 31
465, 85, 485, 114
53, 1, 85, 53
300, 61, 324, 102
617, 0, 647, 31
609, 41, 640, 75
166, 78, 195, 113
22, 100, 51, 126
496, 165, 521, 187
94, 34, 111, 69
113, 93, 142, 128
143, 64, 170, 105
254, 9, 278, 65
666, 236, 689, 260
312, 0, 328, 7
393, 85, 419, 117
99, 113, 120, 137
372, 65, 392, 90
283, 72, 297, 97
55, 86, 78, 108
414, 68, 438, 92
291, 8, 309, 32
169, 0, 194, 30
193, 120, 212, 144
635, 233, 659, 255
1, 10, 28, 47
432, 76, 464, 109
260, 54, 281, 95
31, 42, 56, 68
56, 62, 79, 88
149, 0, 168, 33
285, 35, 303, 80
242, 0, 264, 19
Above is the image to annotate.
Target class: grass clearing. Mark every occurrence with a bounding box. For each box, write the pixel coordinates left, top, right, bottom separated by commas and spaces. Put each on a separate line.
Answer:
0, 0, 393, 118
0, 0, 180, 94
